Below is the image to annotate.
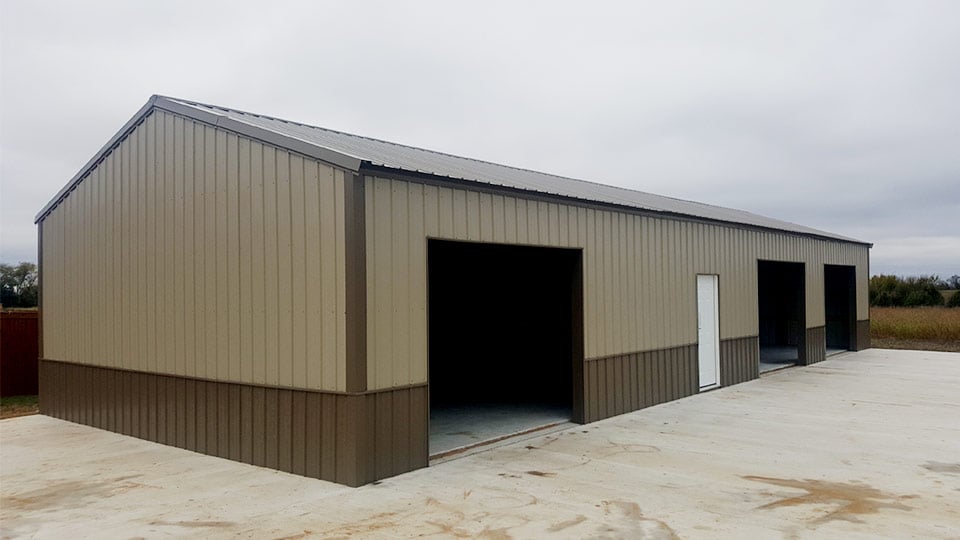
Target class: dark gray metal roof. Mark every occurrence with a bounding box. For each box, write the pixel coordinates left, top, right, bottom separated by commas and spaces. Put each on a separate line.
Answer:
37, 95, 869, 246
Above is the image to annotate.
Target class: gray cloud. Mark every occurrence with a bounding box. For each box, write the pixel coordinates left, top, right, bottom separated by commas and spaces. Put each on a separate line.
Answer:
2, 0, 958, 276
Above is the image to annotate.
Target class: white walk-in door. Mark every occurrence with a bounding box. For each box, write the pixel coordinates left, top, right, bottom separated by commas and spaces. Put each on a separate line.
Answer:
697, 275, 720, 389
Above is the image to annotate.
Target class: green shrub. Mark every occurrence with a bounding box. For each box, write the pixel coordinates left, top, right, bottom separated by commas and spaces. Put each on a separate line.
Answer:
869, 275, 945, 307
869, 275, 899, 306
947, 290, 960, 308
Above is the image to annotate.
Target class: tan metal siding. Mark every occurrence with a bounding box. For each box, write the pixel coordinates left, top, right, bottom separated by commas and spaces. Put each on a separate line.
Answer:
40, 111, 348, 391
365, 176, 870, 390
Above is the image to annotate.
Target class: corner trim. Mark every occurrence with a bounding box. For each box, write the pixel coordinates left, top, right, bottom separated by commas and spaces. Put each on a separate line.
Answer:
343, 173, 367, 393
37, 220, 44, 359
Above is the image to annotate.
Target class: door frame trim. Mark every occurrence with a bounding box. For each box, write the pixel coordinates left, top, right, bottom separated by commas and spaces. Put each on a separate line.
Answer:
697, 274, 722, 391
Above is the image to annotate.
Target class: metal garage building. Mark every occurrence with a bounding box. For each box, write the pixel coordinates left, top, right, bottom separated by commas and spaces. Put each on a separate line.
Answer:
36, 95, 871, 486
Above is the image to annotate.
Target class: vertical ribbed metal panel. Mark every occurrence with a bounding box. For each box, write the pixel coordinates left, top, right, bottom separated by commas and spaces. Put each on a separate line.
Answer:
364, 176, 871, 390
40, 111, 348, 391
719, 336, 759, 387
39, 359, 428, 486
803, 326, 827, 365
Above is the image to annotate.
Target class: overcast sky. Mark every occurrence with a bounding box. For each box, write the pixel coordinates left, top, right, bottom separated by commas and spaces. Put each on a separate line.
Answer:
2, 1, 958, 277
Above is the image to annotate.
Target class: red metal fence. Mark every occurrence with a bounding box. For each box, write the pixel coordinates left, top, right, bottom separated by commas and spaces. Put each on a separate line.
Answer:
0, 310, 39, 397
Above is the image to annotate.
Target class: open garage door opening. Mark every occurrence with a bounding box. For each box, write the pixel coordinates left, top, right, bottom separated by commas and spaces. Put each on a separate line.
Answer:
428, 240, 583, 459
825, 264, 856, 356
758, 261, 806, 373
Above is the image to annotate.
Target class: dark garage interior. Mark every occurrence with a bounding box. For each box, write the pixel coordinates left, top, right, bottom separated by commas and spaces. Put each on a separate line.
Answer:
757, 260, 806, 372
824, 264, 856, 354
428, 240, 582, 457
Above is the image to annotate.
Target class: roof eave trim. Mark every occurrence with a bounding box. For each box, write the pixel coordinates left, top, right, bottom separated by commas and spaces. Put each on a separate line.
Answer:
359, 163, 874, 248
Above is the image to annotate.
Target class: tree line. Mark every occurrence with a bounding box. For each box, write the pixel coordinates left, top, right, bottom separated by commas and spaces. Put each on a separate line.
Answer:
869, 274, 960, 308
0, 262, 38, 308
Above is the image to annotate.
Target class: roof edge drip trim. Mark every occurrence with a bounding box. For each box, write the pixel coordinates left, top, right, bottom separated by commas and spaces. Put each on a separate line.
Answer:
35, 96, 159, 223
35, 95, 365, 223
360, 164, 875, 248
34, 94, 872, 249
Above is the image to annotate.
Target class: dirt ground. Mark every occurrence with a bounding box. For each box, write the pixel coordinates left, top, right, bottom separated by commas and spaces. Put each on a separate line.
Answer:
872, 337, 960, 353
2, 348, 959, 539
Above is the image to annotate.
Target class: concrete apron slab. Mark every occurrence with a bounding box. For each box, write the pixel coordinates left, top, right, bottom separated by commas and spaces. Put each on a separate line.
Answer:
2, 348, 959, 539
